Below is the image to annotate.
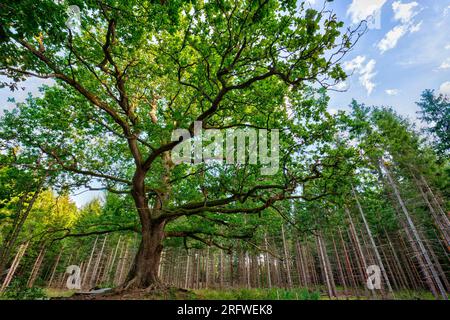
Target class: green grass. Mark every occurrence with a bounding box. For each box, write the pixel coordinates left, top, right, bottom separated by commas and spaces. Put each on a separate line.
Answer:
393, 289, 436, 300
193, 288, 321, 300
44, 288, 76, 298
1, 285, 439, 300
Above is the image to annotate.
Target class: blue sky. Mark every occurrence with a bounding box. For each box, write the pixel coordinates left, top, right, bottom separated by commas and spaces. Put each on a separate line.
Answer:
318, 0, 450, 119
1, 0, 449, 206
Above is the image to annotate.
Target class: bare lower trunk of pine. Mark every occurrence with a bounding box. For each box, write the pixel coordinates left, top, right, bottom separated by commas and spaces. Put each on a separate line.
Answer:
0, 182, 44, 278
382, 161, 448, 299
352, 187, 393, 294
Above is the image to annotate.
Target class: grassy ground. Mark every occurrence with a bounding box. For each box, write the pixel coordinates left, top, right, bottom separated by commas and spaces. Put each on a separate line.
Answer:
49, 287, 321, 300
1, 286, 438, 300
44, 287, 442, 300
44, 288, 76, 298
192, 288, 320, 300
391, 290, 436, 300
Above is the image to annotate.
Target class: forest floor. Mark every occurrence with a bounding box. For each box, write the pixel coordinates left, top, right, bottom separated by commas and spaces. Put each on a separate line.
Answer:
43, 287, 436, 300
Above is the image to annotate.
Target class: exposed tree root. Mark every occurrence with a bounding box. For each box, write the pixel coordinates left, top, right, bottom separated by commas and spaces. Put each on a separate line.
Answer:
61, 279, 192, 300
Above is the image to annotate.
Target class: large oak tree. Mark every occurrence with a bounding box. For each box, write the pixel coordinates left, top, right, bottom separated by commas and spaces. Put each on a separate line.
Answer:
0, 0, 362, 289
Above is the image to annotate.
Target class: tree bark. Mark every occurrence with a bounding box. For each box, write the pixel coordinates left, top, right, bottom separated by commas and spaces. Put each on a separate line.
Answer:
124, 219, 166, 289
352, 187, 394, 294
0, 178, 45, 278
381, 161, 448, 299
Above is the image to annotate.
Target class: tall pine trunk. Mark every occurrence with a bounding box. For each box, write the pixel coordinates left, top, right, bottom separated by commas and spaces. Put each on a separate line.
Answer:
381, 160, 448, 299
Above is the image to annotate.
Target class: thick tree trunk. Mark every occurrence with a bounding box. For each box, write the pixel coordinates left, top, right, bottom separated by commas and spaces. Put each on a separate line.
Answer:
124, 220, 165, 289
124, 145, 175, 290
121, 162, 166, 289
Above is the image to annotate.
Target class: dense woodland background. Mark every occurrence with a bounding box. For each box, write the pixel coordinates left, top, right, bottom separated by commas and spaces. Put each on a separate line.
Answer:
0, 0, 448, 300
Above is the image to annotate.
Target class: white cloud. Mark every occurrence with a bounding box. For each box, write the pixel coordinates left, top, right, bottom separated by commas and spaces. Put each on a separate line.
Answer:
445, 44, 450, 50
377, 24, 408, 53
444, 5, 450, 16
386, 89, 399, 95
377, 1, 422, 53
359, 59, 377, 95
343, 55, 366, 70
343, 56, 377, 95
347, 0, 387, 24
409, 21, 422, 33
439, 58, 450, 70
439, 81, 450, 95
392, 1, 419, 23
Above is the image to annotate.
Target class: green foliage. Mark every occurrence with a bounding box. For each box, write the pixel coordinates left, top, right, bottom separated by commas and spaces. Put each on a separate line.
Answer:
0, 278, 47, 300
0, 0, 447, 299
417, 89, 450, 158
0, 0, 363, 255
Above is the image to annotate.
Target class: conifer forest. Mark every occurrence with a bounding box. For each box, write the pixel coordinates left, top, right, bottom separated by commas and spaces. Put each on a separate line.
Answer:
0, 0, 449, 304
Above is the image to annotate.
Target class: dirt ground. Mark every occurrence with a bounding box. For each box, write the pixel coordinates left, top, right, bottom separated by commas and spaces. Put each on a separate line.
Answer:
57, 287, 195, 300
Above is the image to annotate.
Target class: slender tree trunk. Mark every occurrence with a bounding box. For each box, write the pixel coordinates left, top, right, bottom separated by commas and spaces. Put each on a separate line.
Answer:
27, 245, 46, 288
332, 234, 347, 294
184, 253, 190, 289
346, 208, 368, 283
317, 233, 336, 298
352, 187, 393, 294
102, 236, 120, 284
281, 225, 293, 288
0, 178, 45, 278
419, 175, 450, 228
296, 241, 307, 287
397, 232, 422, 290
420, 229, 450, 292
219, 250, 224, 288
1, 242, 29, 292
91, 236, 107, 287
48, 247, 63, 287
384, 232, 408, 290
82, 236, 98, 288
412, 173, 450, 249
264, 233, 272, 288
382, 161, 447, 299
339, 229, 359, 296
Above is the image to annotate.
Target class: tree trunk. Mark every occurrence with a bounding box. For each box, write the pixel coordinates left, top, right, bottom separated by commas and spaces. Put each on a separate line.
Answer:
264, 233, 272, 288
352, 187, 394, 294
281, 225, 293, 288
1, 242, 29, 292
412, 173, 450, 249
48, 247, 63, 288
124, 220, 165, 289
82, 236, 98, 288
381, 161, 448, 299
27, 244, 46, 288
124, 147, 174, 290
0, 179, 44, 278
